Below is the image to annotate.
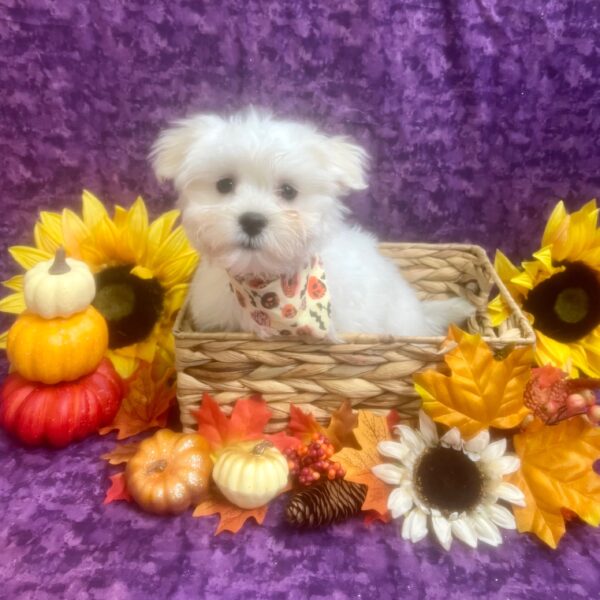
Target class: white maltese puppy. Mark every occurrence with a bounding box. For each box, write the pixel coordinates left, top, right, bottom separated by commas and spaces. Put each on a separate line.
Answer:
152, 110, 473, 340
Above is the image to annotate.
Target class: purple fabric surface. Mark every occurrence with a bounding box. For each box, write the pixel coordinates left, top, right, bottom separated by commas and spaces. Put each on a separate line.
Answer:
1, 1, 600, 599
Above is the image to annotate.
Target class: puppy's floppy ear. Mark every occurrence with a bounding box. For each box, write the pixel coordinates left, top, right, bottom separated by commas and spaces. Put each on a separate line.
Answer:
151, 114, 222, 182
322, 136, 369, 192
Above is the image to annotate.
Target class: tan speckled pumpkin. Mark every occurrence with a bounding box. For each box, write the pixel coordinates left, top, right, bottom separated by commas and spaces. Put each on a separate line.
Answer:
125, 430, 213, 515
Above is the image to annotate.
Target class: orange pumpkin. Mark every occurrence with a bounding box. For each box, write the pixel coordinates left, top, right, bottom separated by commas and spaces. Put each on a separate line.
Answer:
126, 430, 213, 515
7, 306, 108, 384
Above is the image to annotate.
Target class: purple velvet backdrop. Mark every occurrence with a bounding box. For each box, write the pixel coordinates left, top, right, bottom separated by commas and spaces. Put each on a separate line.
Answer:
1, 1, 599, 598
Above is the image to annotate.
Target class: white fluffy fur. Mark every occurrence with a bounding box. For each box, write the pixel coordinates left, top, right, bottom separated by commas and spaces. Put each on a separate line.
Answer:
152, 109, 473, 338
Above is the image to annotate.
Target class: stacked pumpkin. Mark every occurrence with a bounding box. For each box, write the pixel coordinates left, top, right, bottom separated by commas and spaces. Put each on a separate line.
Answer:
0, 248, 123, 447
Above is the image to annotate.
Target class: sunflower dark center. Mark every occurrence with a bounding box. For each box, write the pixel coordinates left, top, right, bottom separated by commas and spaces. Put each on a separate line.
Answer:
92, 265, 164, 349
523, 261, 600, 343
415, 446, 484, 513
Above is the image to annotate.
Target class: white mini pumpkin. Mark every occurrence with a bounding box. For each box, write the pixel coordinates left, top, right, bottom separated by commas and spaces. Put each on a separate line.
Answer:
24, 247, 96, 319
212, 440, 289, 509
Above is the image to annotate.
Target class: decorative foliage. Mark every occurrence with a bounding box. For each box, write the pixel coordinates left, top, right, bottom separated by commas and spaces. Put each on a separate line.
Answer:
489, 200, 600, 377
508, 417, 600, 548
99, 356, 176, 439
286, 479, 367, 529
101, 443, 139, 465
331, 410, 394, 519
414, 326, 533, 437
103, 473, 133, 505
194, 393, 299, 453
193, 496, 269, 535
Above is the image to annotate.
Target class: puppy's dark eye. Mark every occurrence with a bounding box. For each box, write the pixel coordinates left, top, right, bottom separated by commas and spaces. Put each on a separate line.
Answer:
279, 183, 298, 201
216, 178, 235, 194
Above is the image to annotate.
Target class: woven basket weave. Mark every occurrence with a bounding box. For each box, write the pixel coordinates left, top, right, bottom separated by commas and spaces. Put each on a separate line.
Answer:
174, 243, 534, 432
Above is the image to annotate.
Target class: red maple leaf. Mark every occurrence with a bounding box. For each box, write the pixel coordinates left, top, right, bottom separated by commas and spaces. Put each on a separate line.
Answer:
103, 472, 132, 504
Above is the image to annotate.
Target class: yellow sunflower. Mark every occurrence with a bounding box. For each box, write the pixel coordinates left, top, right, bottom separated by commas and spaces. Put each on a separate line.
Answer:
489, 199, 600, 376
0, 190, 198, 377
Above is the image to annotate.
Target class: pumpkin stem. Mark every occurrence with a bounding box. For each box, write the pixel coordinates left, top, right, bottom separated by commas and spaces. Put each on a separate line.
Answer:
49, 247, 71, 275
146, 459, 168, 474
252, 440, 274, 455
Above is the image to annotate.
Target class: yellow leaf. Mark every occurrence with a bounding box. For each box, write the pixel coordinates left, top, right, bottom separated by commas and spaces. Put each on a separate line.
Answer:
508, 417, 600, 548
331, 411, 393, 517
101, 443, 139, 465
8, 246, 51, 270
414, 326, 533, 437
193, 494, 269, 535
0, 292, 26, 314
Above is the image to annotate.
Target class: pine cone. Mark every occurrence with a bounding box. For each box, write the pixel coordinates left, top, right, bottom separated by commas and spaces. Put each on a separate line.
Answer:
285, 479, 367, 528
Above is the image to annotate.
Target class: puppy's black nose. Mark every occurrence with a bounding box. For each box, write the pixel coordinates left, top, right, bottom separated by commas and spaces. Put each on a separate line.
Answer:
239, 212, 267, 237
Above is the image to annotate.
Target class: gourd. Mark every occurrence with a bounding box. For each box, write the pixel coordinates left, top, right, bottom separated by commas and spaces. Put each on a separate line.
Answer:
7, 306, 109, 384
212, 440, 289, 509
0, 358, 123, 447
126, 430, 213, 515
24, 247, 96, 318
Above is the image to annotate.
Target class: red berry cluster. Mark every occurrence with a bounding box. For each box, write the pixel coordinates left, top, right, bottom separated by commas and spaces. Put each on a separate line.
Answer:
285, 433, 346, 486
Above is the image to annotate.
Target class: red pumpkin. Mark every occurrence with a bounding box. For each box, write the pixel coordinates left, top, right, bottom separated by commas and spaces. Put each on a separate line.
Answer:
0, 358, 123, 447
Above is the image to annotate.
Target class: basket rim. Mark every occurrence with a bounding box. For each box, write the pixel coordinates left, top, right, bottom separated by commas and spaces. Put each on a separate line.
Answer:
173, 242, 535, 346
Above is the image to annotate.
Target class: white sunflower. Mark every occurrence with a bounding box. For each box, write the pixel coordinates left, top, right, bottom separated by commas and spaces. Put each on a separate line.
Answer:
372, 411, 525, 551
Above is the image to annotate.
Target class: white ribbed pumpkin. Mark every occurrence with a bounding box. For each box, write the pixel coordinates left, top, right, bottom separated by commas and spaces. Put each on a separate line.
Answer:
24, 247, 96, 319
212, 440, 289, 509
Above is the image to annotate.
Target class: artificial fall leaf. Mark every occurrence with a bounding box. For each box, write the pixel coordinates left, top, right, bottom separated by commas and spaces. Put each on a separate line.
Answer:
288, 403, 323, 442
194, 393, 299, 453
325, 400, 359, 450
331, 411, 393, 518
288, 401, 358, 450
386, 409, 401, 431
507, 416, 600, 548
363, 510, 391, 526
99, 360, 176, 440
101, 443, 139, 465
103, 472, 132, 504
193, 494, 268, 535
414, 325, 533, 437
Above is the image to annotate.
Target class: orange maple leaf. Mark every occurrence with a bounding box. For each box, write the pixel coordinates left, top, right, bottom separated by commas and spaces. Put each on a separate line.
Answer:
508, 416, 600, 548
193, 494, 269, 535
414, 325, 533, 437
288, 400, 358, 450
194, 393, 299, 452
101, 443, 139, 465
99, 360, 176, 439
103, 472, 132, 504
331, 411, 393, 518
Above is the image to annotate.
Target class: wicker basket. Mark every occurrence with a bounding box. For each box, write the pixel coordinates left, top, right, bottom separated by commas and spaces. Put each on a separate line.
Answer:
174, 243, 534, 432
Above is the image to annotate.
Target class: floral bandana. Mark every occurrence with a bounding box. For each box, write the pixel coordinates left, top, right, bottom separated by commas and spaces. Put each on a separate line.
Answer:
228, 257, 333, 339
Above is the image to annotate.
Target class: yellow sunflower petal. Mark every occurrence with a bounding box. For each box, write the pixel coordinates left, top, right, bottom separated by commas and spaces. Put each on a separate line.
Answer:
8, 246, 51, 270
534, 331, 572, 371
113, 205, 128, 229
82, 189, 111, 229
34, 212, 64, 254
149, 227, 193, 269
3, 275, 24, 291
130, 265, 154, 280
61, 208, 90, 259
494, 250, 521, 284
0, 292, 26, 314
155, 251, 199, 289
148, 210, 180, 247
0, 329, 7, 349
124, 197, 149, 263
541, 200, 568, 249
488, 294, 510, 327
